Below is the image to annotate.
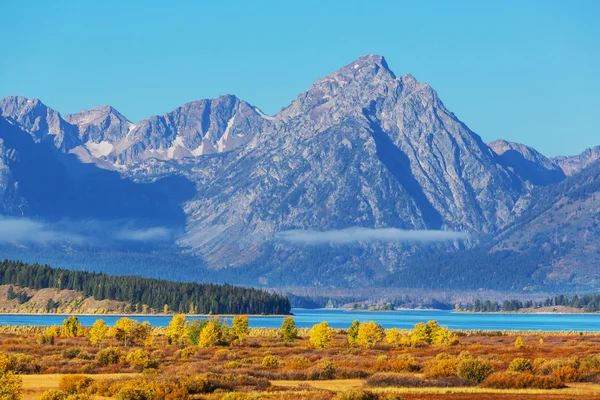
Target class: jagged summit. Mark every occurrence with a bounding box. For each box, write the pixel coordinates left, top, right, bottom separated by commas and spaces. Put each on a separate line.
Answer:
0, 95, 79, 151
552, 145, 600, 176
65, 105, 133, 144
337, 54, 395, 78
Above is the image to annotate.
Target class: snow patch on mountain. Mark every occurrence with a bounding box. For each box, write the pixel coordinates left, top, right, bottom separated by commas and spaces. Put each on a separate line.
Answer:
254, 107, 276, 121
85, 140, 114, 157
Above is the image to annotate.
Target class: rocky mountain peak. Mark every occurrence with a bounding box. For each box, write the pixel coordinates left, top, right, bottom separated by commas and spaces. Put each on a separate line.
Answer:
65, 105, 133, 144
552, 145, 600, 176
336, 54, 395, 79
0, 95, 79, 151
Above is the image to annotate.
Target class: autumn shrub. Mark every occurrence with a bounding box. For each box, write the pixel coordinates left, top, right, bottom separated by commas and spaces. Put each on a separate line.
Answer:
116, 387, 155, 400
89, 378, 179, 400
534, 357, 580, 375
203, 372, 270, 392
58, 374, 94, 394
38, 325, 60, 345
1, 353, 42, 374
125, 349, 151, 372
553, 365, 581, 382
222, 360, 243, 369
289, 355, 309, 369
221, 393, 260, 400
366, 373, 427, 387
78, 351, 94, 360
389, 355, 420, 373
39, 390, 91, 400
320, 359, 337, 378
261, 355, 279, 368
482, 372, 565, 389
39, 390, 68, 400
507, 358, 533, 373
514, 336, 525, 349
97, 347, 125, 366
335, 390, 378, 400
456, 357, 494, 383
213, 349, 229, 360
307, 359, 337, 380
183, 375, 213, 394
175, 346, 197, 359
584, 354, 600, 371
424, 353, 457, 378
61, 348, 81, 359
0, 353, 22, 400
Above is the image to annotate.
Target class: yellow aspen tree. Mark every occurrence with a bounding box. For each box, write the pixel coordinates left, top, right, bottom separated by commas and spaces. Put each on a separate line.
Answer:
89, 319, 109, 347
231, 315, 249, 344
309, 322, 333, 349
357, 321, 384, 348
166, 314, 188, 345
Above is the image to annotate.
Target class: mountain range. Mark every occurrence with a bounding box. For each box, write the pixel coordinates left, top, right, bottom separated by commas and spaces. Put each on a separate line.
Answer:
0, 55, 598, 295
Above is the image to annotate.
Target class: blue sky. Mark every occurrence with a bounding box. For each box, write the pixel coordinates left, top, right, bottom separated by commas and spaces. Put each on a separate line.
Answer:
1, 0, 598, 156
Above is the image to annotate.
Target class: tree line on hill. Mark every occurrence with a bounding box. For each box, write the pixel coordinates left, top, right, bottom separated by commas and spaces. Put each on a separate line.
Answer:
0, 259, 290, 315
460, 294, 600, 312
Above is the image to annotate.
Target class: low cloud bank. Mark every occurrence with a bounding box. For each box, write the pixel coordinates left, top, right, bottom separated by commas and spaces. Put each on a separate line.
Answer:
0, 217, 83, 244
0, 217, 172, 245
276, 227, 469, 244
117, 227, 171, 242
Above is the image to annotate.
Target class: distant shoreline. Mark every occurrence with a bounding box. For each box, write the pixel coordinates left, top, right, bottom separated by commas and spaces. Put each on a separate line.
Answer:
456, 305, 599, 315
0, 312, 291, 318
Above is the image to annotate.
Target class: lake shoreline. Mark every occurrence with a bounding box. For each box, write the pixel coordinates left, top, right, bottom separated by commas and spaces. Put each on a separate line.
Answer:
456, 305, 599, 315
0, 312, 291, 318
3, 309, 600, 331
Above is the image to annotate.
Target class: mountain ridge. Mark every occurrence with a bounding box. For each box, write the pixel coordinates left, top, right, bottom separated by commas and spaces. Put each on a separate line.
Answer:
0, 54, 598, 292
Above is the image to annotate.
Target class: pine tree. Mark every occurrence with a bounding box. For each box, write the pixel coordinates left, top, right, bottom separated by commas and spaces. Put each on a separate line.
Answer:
347, 320, 360, 346
281, 317, 298, 342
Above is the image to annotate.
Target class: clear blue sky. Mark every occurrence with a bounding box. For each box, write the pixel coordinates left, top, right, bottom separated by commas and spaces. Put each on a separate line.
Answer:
1, 0, 598, 156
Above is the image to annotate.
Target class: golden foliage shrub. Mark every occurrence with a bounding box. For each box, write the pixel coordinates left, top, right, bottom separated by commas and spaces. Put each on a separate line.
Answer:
261, 355, 280, 368
456, 357, 494, 383
553, 365, 581, 382
58, 374, 93, 394
507, 358, 533, 373
482, 372, 565, 389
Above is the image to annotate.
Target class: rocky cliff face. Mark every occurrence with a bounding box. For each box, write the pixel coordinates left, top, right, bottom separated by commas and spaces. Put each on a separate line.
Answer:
0, 96, 80, 151
552, 146, 600, 176
488, 139, 566, 185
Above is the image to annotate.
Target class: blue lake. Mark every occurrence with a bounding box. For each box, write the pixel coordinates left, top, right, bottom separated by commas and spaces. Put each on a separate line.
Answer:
1, 309, 600, 331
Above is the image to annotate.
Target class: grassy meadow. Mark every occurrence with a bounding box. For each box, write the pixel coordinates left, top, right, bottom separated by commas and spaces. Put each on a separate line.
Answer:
1, 316, 600, 399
